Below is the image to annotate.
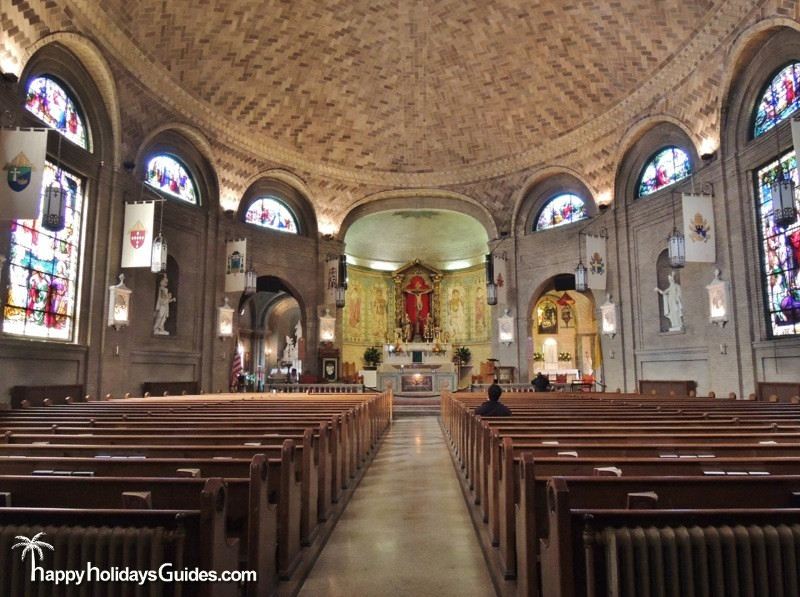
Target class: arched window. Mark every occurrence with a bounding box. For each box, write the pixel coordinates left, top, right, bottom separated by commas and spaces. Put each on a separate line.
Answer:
244, 197, 299, 234
534, 193, 588, 231
755, 150, 800, 337
637, 147, 692, 197
753, 63, 800, 138
145, 154, 199, 205
24, 76, 89, 149
3, 163, 85, 340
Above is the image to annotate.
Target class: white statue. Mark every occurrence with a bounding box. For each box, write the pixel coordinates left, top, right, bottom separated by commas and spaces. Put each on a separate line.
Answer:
655, 272, 683, 331
153, 274, 176, 335
283, 335, 296, 362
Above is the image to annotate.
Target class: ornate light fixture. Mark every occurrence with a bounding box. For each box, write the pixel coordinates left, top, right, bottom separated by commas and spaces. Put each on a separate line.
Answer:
319, 308, 336, 343
774, 118, 797, 227
107, 274, 132, 329
485, 254, 498, 305
42, 132, 66, 232
498, 309, 514, 345
217, 296, 234, 338
599, 294, 618, 338
668, 192, 686, 268
705, 268, 730, 327
150, 198, 167, 273
574, 232, 588, 292
244, 262, 257, 295
335, 254, 347, 309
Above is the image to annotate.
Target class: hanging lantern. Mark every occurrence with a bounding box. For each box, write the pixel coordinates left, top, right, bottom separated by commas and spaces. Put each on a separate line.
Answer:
336, 254, 347, 308
771, 177, 797, 228
574, 261, 588, 292
244, 266, 257, 295
217, 296, 235, 338
41, 181, 67, 232
668, 227, 686, 268
107, 274, 132, 329
150, 233, 167, 273
319, 308, 336, 343
485, 254, 498, 305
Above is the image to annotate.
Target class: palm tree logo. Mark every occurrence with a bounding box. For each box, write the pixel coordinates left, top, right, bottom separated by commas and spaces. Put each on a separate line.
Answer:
12, 532, 54, 571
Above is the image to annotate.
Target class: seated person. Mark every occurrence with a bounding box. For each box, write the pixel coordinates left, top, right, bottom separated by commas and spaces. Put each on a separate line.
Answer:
474, 383, 512, 417
532, 372, 551, 392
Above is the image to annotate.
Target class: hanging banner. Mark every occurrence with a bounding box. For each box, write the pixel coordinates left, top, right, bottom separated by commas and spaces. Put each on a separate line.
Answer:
121, 201, 155, 268
494, 253, 509, 306
225, 239, 247, 292
585, 235, 607, 290
682, 193, 716, 263
324, 255, 338, 306
0, 129, 48, 220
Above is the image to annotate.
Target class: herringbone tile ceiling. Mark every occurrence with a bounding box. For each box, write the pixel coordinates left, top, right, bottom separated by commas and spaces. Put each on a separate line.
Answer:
91, 0, 716, 175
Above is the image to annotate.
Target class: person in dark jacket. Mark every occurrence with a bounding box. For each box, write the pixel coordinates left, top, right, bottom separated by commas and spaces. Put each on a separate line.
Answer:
474, 383, 512, 417
532, 372, 551, 392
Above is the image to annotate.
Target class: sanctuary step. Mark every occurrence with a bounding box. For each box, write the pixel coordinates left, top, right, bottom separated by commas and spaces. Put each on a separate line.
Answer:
393, 394, 441, 417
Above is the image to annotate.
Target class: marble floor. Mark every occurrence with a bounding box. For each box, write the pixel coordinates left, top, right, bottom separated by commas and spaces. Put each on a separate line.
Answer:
298, 417, 495, 597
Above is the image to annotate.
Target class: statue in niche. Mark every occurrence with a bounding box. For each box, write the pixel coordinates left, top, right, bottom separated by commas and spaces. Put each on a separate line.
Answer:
283, 335, 297, 362
153, 274, 176, 336
655, 272, 683, 331
401, 312, 413, 343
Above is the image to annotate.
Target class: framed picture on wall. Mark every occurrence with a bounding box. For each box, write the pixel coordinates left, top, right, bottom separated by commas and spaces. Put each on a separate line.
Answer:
322, 358, 338, 382
537, 299, 558, 334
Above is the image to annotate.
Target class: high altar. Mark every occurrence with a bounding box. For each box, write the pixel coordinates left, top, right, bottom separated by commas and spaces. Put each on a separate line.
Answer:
376, 261, 458, 394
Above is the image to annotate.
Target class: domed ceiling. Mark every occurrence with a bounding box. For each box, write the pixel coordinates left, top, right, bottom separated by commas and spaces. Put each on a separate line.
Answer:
344, 209, 488, 270
88, 0, 720, 182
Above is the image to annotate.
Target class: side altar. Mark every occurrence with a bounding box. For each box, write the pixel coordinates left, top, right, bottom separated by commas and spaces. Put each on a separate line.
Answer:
377, 342, 457, 395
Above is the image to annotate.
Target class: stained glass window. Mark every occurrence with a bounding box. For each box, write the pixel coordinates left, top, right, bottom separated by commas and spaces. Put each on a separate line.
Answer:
637, 147, 692, 197
3, 162, 84, 340
753, 63, 800, 138
244, 197, 298, 234
25, 76, 88, 149
535, 193, 588, 231
756, 151, 800, 338
145, 155, 198, 204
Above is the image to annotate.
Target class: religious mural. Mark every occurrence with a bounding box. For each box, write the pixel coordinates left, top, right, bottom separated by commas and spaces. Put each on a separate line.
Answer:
343, 267, 393, 345
439, 266, 491, 343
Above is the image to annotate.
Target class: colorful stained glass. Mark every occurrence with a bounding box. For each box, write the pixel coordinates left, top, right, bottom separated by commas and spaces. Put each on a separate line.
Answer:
637, 147, 692, 197
25, 76, 88, 149
3, 162, 84, 340
756, 151, 800, 337
244, 197, 298, 234
753, 63, 800, 138
535, 193, 588, 231
145, 155, 198, 204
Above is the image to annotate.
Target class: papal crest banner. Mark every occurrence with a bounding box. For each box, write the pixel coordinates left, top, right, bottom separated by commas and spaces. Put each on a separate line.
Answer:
324, 255, 338, 306
585, 234, 607, 290
0, 129, 48, 220
494, 253, 509, 306
682, 193, 716, 263
225, 239, 247, 292
121, 201, 155, 268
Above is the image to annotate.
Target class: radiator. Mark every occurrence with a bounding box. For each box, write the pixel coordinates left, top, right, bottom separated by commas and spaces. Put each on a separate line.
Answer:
594, 524, 800, 597
0, 524, 185, 597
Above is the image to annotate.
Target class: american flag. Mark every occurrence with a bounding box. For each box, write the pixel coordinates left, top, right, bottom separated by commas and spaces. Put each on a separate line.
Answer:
230, 351, 243, 391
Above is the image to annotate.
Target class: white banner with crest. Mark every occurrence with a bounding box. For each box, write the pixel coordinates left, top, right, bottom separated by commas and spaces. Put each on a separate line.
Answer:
121, 201, 155, 267
225, 239, 247, 292
682, 193, 716, 263
585, 234, 607, 290
0, 129, 48, 220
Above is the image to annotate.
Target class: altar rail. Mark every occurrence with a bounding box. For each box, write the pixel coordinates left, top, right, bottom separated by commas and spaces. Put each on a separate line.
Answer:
266, 383, 365, 394
470, 383, 537, 393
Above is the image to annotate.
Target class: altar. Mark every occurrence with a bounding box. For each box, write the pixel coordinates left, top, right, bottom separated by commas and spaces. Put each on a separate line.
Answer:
377, 342, 457, 395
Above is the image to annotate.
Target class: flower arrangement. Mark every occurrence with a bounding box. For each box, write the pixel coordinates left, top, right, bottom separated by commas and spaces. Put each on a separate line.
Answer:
431, 343, 446, 354
532, 351, 544, 361
558, 351, 572, 361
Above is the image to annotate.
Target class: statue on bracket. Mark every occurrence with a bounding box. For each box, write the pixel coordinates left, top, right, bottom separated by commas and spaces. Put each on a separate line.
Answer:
153, 274, 176, 335
655, 272, 683, 331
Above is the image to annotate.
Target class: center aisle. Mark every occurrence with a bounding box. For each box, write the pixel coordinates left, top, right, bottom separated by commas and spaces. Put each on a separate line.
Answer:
298, 417, 495, 596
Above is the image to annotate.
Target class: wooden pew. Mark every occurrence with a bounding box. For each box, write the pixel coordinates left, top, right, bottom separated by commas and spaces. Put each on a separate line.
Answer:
0, 478, 239, 597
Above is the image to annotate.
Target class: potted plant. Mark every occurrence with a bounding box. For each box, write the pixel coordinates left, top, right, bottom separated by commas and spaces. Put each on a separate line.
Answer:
532, 351, 544, 362
558, 351, 572, 362
363, 346, 382, 369
454, 346, 471, 366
